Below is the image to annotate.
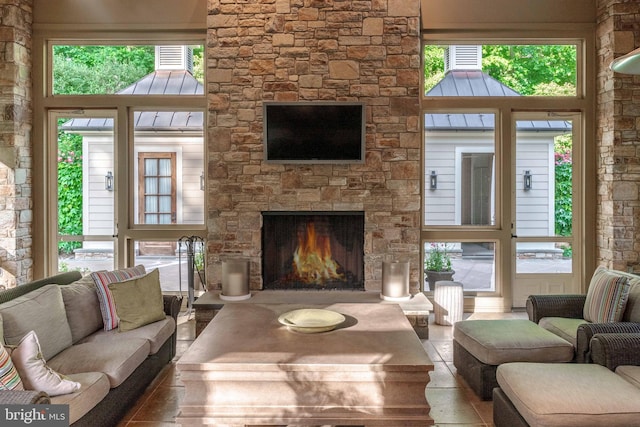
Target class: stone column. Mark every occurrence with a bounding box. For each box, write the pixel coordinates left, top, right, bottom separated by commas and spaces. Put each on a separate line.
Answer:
206, 0, 421, 291
0, 0, 33, 288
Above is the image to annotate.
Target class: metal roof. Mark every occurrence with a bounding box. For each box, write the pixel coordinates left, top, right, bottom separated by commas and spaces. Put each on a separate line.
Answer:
117, 70, 202, 95
427, 70, 521, 97
425, 70, 571, 132
425, 114, 571, 132
62, 70, 204, 131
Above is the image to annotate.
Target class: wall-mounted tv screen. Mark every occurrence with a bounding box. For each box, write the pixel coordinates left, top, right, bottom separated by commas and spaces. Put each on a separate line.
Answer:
263, 101, 366, 164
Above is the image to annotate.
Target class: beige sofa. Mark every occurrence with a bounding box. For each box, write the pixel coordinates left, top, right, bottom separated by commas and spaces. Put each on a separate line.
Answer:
0, 271, 181, 427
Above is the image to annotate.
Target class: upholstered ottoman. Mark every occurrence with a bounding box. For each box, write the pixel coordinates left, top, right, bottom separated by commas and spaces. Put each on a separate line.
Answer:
494, 362, 640, 427
453, 319, 574, 400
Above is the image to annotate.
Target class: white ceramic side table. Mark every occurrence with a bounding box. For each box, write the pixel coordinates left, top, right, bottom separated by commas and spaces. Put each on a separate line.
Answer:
434, 280, 464, 326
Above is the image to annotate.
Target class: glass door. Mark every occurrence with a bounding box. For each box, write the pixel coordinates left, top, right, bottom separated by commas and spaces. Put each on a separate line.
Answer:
511, 112, 582, 307
50, 110, 117, 273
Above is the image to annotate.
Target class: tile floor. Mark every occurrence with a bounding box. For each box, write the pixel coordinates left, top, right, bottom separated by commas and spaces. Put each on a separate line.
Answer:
117, 310, 527, 427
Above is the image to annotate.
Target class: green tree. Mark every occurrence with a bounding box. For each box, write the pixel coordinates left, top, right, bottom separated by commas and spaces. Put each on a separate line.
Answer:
482, 45, 576, 95
191, 46, 205, 84
53, 45, 155, 94
423, 45, 446, 93
424, 44, 576, 96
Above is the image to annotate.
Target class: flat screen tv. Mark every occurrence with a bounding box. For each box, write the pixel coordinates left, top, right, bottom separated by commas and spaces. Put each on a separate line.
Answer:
263, 101, 366, 164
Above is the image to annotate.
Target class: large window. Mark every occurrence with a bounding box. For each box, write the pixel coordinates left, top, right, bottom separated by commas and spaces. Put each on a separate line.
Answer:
421, 41, 588, 308
424, 45, 577, 96
52, 45, 204, 95
42, 42, 206, 292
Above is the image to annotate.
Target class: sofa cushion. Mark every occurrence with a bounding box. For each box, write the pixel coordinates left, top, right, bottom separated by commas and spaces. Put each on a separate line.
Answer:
497, 362, 640, 427
453, 319, 574, 365
0, 344, 23, 390
47, 338, 150, 388
50, 372, 110, 425
79, 316, 175, 355
60, 275, 104, 343
616, 365, 640, 389
11, 331, 81, 396
91, 265, 146, 331
538, 317, 587, 347
108, 269, 166, 332
0, 284, 73, 360
583, 266, 631, 323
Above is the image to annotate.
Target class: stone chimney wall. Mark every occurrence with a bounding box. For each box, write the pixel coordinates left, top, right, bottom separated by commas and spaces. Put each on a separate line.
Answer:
206, 0, 421, 291
596, 0, 640, 273
0, 0, 33, 288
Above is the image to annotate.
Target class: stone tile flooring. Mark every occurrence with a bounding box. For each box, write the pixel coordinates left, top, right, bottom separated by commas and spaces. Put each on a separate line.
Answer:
116, 310, 527, 427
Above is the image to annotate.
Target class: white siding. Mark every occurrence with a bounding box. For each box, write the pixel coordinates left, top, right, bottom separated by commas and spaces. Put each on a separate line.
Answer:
83, 135, 115, 237
424, 130, 556, 242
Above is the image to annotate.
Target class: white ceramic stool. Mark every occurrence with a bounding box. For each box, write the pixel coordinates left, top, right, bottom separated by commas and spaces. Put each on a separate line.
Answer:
434, 280, 464, 326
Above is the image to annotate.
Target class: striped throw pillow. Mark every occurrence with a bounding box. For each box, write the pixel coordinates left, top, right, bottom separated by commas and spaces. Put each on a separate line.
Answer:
583, 267, 631, 323
91, 265, 146, 331
0, 345, 23, 390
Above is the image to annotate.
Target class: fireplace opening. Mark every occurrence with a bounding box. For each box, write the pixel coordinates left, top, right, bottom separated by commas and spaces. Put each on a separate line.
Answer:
262, 212, 365, 290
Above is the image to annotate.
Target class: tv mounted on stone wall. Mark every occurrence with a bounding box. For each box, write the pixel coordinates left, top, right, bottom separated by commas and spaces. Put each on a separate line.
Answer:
263, 101, 366, 164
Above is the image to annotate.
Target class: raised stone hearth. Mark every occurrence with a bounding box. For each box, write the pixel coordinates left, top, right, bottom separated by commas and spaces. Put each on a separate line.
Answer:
193, 290, 433, 339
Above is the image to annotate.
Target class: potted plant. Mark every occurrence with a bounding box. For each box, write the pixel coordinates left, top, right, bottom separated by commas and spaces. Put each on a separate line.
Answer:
424, 243, 455, 291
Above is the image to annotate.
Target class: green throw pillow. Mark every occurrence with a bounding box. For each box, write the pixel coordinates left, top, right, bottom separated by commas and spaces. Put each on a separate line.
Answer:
107, 269, 166, 332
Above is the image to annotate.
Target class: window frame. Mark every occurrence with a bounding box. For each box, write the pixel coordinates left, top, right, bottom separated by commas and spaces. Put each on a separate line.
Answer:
33, 33, 207, 276
420, 32, 596, 309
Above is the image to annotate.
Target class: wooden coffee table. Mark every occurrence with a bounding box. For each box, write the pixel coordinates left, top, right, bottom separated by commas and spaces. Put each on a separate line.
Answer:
177, 303, 434, 426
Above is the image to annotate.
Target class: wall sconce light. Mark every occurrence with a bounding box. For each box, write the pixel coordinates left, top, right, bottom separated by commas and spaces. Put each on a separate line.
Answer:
104, 171, 114, 191
429, 170, 438, 190
200, 171, 205, 191
523, 170, 532, 191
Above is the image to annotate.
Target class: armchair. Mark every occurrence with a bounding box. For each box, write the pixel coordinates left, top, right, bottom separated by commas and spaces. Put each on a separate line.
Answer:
526, 267, 640, 363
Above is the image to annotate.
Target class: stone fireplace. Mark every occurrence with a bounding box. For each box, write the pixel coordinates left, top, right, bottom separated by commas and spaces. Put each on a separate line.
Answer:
262, 212, 365, 290
206, 0, 422, 293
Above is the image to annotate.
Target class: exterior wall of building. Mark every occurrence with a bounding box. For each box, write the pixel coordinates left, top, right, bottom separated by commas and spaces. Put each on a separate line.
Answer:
80, 134, 205, 251
425, 131, 555, 237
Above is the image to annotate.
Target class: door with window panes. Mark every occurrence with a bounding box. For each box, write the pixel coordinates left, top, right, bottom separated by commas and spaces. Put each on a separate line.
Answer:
137, 152, 177, 255
511, 113, 581, 307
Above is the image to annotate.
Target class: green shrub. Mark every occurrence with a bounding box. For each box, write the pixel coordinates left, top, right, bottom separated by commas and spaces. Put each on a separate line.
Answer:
555, 151, 572, 237
57, 130, 83, 254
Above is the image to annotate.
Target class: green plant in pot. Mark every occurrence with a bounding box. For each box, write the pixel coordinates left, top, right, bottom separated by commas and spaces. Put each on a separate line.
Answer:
424, 243, 455, 291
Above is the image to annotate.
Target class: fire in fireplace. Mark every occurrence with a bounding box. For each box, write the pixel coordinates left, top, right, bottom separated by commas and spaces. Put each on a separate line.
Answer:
262, 212, 365, 290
